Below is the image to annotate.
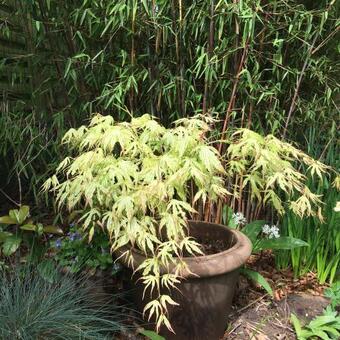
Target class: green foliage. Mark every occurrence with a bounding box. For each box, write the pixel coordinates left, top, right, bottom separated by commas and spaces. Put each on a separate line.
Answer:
0, 205, 62, 257
291, 306, 340, 340
275, 135, 340, 284
325, 282, 340, 310
138, 329, 166, 340
227, 208, 309, 253
229, 211, 308, 296
291, 279, 340, 339
256, 237, 309, 251
1, 0, 339, 206
240, 268, 273, 297
0, 265, 127, 339
52, 224, 114, 274
45, 114, 227, 331
225, 129, 332, 218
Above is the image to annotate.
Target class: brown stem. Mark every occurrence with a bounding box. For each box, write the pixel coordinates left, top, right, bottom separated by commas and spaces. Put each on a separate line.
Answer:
129, 3, 137, 114
245, 189, 251, 221
203, 1, 215, 114
37, 0, 70, 111
63, 16, 88, 101
311, 26, 340, 55
218, 39, 249, 154
282, 34, 318, 138
247, 101, 253, 129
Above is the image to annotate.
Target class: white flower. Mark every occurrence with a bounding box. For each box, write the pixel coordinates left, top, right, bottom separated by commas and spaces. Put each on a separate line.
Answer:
232, 212, 247, 226
263, 224, 280, 239
262, 224, 271, 234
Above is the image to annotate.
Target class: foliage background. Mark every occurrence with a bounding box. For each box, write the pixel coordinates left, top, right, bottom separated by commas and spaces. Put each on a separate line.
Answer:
0, 0, 339, 204
0, 0, 339, 282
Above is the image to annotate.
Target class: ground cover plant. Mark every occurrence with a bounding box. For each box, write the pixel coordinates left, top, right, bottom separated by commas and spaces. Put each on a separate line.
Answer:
291, 282, 340, 340
0, 205, 62, 258
52, 224, 115, 274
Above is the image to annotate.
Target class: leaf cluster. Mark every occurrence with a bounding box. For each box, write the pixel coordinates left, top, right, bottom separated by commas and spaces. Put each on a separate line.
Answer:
0, 205, 62, 257
225, 129, 335, 218
1, 0, 339, 207
291, 306, 340, 340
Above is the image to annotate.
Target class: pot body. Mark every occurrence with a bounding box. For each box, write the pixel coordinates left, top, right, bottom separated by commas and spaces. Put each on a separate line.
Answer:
117, 221, 252, 340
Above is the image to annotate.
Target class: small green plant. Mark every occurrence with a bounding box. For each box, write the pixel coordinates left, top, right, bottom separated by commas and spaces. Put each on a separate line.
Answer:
226, 209, 308, 296
52, 224, 115, 274
325, 282, 340, 310
0, 205, 63, 257
291, 279, 340, 340
0, 265, 127, 339
225, 209, 309, 253
291, 306, 340, 340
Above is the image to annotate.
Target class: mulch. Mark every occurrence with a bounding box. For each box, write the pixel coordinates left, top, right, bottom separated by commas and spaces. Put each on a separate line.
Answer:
224, 251, 330, 340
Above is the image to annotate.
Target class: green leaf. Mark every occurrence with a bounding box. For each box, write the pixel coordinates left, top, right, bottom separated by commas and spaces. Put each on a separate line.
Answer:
240, 268, 273, 296
0, 231, 13, 242
257, 237, 309, 250
17, 205, 30, 224
138, 329, 165, 340
20, 224, 37, 231
291, 313, 303, 337
0, 215, 17, 224
222, 205, 236, 227
242, 220, 266, 243
9, 209, 20, 223
312, 329, 331, 340
2, 236, 22, 256
309, 315, 338, 328
43, 225, 64, 235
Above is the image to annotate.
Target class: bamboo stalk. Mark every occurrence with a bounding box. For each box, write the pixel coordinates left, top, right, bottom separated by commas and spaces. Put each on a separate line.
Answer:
282, 34, 318, 139
203, 0, 215, 115
218, 38, 249, 154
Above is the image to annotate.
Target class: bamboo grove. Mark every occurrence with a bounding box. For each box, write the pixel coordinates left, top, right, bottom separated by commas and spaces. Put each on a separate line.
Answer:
1, 0, 339, 202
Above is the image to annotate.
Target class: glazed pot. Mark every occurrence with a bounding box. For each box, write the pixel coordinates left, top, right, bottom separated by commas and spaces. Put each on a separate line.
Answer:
116, 221, 252, 340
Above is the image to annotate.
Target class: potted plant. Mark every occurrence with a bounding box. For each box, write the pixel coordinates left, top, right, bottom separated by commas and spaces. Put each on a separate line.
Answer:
44, 114, 252, 339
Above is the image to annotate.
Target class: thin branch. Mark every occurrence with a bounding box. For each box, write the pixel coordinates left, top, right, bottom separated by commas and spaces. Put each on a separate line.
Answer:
218, 39, 249, 154
0, 188, 20, 207
282, 34, 318, 139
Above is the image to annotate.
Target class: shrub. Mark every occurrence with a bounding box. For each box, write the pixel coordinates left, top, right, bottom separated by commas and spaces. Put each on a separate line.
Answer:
44, 113, 227, 331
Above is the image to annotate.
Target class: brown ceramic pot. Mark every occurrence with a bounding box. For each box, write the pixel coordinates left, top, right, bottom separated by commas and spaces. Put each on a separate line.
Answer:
116, 221, 252, 340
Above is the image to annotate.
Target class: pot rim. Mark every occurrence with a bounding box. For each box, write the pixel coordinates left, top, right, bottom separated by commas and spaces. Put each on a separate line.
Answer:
115, 220, 252, 278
